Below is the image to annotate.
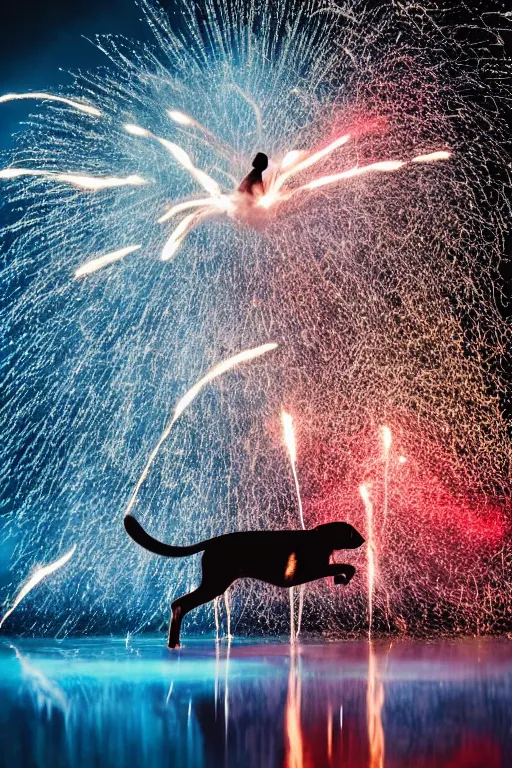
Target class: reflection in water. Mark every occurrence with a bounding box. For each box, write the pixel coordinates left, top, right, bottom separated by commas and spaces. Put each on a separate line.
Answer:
224, 637, 231, 744
284, 647, 304, 768
11, 644, 69, 717
0, 637, 510, 768
367, 642, 386, 768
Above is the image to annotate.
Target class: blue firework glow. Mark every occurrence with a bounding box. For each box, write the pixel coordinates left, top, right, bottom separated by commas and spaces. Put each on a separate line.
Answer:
0, 0, 511, 638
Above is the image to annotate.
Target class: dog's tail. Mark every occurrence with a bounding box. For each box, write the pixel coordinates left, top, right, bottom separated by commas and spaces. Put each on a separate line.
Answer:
124, 515, 208, 557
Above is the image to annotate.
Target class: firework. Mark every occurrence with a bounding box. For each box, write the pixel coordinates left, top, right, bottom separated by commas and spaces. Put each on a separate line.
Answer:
0, 546, 76, 630
0, 110, 450, 271
124, 342, 277, 517
360, 484, 375, 635
1, 0, 510, 639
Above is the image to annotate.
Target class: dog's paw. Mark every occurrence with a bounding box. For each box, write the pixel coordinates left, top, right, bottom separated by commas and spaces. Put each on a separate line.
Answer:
334, 565, 355, 586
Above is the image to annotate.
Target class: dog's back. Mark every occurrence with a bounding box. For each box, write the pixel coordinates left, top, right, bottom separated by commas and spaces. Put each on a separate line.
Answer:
202, 529, 326, 587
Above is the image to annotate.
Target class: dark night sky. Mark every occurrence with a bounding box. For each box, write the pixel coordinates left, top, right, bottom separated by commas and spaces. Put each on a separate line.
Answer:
1, 0, 511, 137
0, 0, 178, 150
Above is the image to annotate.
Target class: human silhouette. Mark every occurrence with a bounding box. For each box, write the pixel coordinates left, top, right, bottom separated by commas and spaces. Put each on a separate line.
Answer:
124, 515, 364, 648
238, 152, 269, 197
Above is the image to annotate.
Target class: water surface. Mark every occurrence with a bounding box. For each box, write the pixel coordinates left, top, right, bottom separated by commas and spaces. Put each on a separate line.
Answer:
0, 635, 510, 767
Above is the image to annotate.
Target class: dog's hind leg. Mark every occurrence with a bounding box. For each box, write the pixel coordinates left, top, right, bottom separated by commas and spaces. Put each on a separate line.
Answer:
168, 580, 232, 649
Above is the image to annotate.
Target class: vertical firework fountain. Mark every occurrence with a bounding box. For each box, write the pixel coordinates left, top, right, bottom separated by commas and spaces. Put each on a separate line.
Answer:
359, 428, 392, 768
281, 410, 306, 642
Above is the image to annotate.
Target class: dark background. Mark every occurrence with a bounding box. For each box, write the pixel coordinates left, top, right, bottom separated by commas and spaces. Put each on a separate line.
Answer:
1, 0, 511, 143
0, 0, 181, 151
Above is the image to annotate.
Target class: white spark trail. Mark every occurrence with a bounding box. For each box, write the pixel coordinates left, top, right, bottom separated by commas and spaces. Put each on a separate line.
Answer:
158, 198, 220, 224
124, 123, 151, 137
412, 150, 452, 163
281, 410, 305, 642
0, 168, 146, 189
75, 245, 142, 278
273, 133, 351, 194
0, 92, 101, 116
157, 138, 222, 197
300, 161, 405, 191
360, 484, 375, 637
299, 152, 451, 193
281, 411, 304, 530
167, 109, 234, 159
167, 110, 195, 126
124, 342, 278, 517
0, 546, 76, 630
161, 208, 218, 261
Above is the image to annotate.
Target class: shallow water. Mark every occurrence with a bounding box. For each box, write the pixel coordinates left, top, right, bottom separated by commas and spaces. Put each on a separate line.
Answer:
0, 635, 510, 767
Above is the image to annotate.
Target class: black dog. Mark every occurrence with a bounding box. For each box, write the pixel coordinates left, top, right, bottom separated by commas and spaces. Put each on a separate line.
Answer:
124, 515, 364, 648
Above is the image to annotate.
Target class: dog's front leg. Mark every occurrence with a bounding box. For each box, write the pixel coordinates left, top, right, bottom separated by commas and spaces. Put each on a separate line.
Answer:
325, 563, 356, 585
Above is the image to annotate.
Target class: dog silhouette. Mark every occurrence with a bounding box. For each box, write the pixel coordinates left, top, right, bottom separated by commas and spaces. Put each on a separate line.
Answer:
125, 515, 365, 648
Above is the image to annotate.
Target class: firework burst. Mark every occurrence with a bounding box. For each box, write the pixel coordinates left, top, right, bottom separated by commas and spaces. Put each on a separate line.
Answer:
0, 0, 511, 638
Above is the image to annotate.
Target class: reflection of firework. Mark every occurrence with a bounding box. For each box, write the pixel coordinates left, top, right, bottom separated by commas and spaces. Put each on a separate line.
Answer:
1, 0, 511, 637
367, 642, 385, 768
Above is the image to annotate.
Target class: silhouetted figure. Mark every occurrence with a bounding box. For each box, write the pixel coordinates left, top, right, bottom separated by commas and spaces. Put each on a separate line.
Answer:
238, 152, 269, 197
124, 516, 365, 648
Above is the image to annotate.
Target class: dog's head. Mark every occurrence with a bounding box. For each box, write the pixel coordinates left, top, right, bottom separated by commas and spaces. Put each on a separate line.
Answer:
315, 522, 365, 550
